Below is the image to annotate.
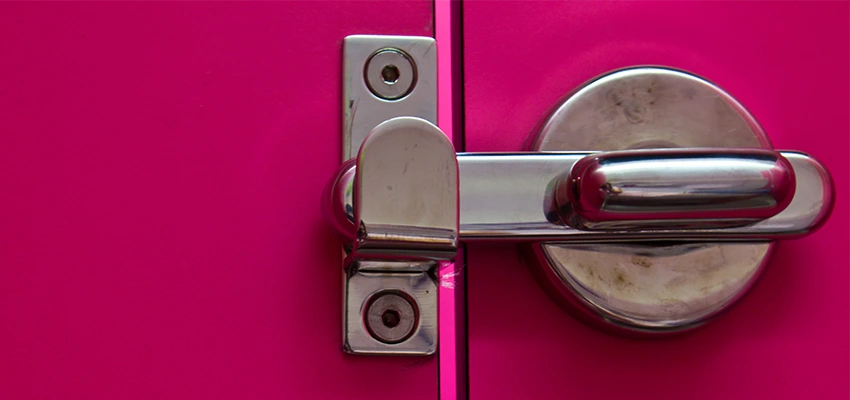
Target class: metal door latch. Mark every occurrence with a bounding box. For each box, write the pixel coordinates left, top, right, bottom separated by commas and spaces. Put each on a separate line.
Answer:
329, 36, 449, 356
326, 35, 835, 354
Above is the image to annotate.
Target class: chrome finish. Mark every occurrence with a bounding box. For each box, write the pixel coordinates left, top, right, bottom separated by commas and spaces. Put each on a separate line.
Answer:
321, 159, 357, 243
341, 116, 456, 355
328, 151, 832, 241
523, 67, 831, 336
340, 34, 444, 356
532, 67, 771, 151
328, 60, 837, 341
365, 49, 417, 100
554, 149, 796, 230
345, 268, 437, 355
343, 35, 436, 159
529, 242, 772, 334
365, 291, 418, 344
352, 117, 458, 260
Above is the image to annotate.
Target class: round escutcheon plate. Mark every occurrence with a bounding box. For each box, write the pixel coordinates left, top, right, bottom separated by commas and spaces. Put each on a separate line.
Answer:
527, 67, 776, 336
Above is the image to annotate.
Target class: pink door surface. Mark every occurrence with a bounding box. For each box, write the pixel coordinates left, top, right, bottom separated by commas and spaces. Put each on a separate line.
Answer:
463, 1, 848, 399
0, 3, 440, 399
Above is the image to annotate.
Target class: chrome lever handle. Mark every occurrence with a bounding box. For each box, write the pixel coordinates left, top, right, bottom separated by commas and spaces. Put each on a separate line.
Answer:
553, 148, 797, 231
327, 150, 832, 241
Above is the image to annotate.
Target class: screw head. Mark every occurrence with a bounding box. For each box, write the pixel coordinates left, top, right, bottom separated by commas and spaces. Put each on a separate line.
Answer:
381, 64, 400, 84
381, 309, 401, 327
365, 291, 418, 344
364, 48, 417, 100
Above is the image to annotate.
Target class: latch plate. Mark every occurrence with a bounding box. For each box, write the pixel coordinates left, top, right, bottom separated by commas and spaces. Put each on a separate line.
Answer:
340, 36, 446, 356
344, 267, 437, 355
343, 35, 437, 160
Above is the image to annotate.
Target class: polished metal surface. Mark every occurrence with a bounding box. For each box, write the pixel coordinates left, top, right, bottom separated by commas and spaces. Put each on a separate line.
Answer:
365, 291, 418, 344
343, 35, 436, 160
529, 242, 771, 334
344, 268, 437, 355
525, 67, 787, 336
340, 34, 445, 356
352, 117, 458, 260
554, 149, 796, 230
328, 151, 832, 241
329, 61, 836, 341
364, 48, 417, 100
321, 158, 357, 243
532, 67, 771, 151
340, 114, 455, 355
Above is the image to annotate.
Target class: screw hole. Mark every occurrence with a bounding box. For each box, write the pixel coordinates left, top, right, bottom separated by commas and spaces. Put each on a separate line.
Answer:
381, 64, 400, 84
381, 309, 401, 328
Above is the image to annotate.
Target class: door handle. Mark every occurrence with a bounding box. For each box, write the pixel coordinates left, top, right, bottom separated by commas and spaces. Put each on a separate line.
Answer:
329, 35, 835, 354
328, 149, 830, 241
553, 148, 796, 230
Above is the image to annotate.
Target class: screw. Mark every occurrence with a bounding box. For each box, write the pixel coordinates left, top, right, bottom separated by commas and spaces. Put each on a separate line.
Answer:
381, 309, 401, 328
381, 64, 400, 84
364, 48, 417, 100
365, 291, 418, 344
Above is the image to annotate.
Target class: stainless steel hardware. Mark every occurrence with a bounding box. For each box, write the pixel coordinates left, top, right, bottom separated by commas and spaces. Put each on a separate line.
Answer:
553, 148, 796, 230
330, 37, 835, 346
343, 35, 436, 160
329, 150, 830, 241
522, 68, 834, 336
338, 36, 448, 355
364, 48, 418, 101
342, 117, 455, 355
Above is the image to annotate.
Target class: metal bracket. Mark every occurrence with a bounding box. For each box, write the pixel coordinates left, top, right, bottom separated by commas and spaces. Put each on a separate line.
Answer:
343, 35, 437, 160
339, 36, 449, 355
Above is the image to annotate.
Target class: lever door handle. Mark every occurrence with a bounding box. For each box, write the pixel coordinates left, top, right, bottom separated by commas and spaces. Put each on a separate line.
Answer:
553, 148, 797, 230
327, 148, 831, 241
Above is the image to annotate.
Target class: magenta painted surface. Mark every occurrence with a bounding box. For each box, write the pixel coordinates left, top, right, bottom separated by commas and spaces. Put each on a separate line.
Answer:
436, 1, 460, 399
0, 2, 437, 399
465, 1, 849, 399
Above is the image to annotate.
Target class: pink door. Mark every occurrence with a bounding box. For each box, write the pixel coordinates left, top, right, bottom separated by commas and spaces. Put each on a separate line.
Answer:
463, 1, 848, 399
0, 3, 440, 399
2, 2, 847, 399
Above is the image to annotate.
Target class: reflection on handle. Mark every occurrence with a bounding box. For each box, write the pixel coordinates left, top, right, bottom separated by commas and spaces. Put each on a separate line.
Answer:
553, 148, 796, 230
